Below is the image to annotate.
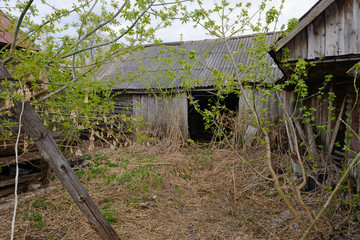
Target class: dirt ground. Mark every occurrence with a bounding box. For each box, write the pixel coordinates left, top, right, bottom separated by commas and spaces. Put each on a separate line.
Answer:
0, 144, 358, 239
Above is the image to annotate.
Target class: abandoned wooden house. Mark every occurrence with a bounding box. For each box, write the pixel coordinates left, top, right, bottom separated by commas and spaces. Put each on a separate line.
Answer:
271, 0, 360, 189
0, 12, 49, 197
97, 33, 284, 142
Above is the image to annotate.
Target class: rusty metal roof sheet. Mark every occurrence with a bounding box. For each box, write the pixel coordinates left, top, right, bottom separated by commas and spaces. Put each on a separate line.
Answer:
0, 11, 14, 45
97, 33, 283, 90
0, 11, 40, 50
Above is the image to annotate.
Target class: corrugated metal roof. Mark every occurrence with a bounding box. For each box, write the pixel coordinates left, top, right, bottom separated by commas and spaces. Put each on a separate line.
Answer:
97, 33, 283, 90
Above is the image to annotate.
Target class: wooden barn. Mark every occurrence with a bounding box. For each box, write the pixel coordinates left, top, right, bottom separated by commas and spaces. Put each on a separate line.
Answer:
271, 0, 360, 189
97, 33, 284, 142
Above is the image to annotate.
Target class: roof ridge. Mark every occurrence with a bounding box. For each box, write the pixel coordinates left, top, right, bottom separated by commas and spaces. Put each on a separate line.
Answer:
142, 31, 282, 48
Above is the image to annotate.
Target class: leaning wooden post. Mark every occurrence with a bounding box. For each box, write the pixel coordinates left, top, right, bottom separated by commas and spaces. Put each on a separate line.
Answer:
12, 101, 121, 240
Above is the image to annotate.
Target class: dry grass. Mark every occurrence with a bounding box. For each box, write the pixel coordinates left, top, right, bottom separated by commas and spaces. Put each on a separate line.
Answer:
0, 143, 357, 240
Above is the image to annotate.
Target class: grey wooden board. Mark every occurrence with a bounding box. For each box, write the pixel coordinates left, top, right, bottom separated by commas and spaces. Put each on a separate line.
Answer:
276, 0, 336, 51
0, 172, 42, 188
279, 0, 360, 60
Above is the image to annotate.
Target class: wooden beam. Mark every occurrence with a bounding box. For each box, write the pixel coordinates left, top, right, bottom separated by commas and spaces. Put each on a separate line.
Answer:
0, 172, 42, 188
0, 152, 42, 167
346, 61, 360, 77
275, 0, 336, 51
12, 101, 121, 240
0, 183, 28, 198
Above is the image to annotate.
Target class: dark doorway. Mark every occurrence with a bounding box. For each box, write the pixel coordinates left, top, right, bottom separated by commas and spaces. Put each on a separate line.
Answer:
188, 91, 239, 141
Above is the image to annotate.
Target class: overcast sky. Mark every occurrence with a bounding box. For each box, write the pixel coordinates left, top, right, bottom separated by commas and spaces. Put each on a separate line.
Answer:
157, 0, 319, 42
3, 0, 319, 43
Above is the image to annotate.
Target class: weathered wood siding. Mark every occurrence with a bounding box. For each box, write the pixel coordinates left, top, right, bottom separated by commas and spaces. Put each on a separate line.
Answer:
281, 0, 360, 61
344, 88, 360, 191
238, 88, 284, 123
133, 93, 188, 139
112, 94, 133, 116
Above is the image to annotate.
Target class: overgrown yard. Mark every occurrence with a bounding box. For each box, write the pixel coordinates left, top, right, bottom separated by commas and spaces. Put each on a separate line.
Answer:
0, 144, 356, 239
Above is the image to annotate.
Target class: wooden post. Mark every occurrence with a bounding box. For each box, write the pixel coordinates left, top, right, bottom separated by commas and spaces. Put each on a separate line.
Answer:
12, 101, 120, 240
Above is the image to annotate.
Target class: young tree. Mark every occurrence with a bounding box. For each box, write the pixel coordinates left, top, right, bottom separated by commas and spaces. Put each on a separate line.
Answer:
0, 0, 190, 239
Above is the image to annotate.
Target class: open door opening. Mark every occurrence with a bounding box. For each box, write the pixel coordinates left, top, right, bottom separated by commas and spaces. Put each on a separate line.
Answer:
188, 91, 239, 141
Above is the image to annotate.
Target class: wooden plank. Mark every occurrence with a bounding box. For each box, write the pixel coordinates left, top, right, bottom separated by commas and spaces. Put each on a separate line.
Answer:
354, 0, 360, 53
314, 13, 326, 58
140, 95, 148, 122
147, 96, 155, 128
341, 0, 360, 54
155, 94, 164, 130
168, 95, 176, 133
0, 172, 42, 188
286, 38, 296, 61
156, 96, 164, 129
336, 0, 346, 55
307, 22, 316, 59
0, 152, 42, 167
268, 92, 276, 121
343, 0, 355, 54
166, 95, 174, 133
324, 2, 339, 56
179, 93, 188, 139
274, 91, 281, 120
132, 95, 141, 118
276, 0, 336, 51
114, 102, 133, 108
153, 96, 159, 129
115, 94, 132, 102
183, 93, 189, 139
308, 13, 326, 59
0, 183, 28, 198
12, 101, 120, 240
294, 29, 308, 59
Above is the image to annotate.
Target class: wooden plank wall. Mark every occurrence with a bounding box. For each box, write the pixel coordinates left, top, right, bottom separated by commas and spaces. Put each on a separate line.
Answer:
112, 94, 133, 116
238, 88, 283, 125
305, 91, 335, 146
283, 0, 360, 61
132, 93, 188, 139
344, 89, 360, 191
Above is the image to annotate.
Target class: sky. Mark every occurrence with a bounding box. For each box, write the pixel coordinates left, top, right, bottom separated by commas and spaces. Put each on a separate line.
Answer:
2, 0, 319, 43
157, 0, 319, 42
